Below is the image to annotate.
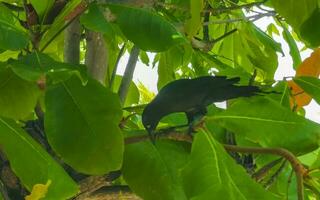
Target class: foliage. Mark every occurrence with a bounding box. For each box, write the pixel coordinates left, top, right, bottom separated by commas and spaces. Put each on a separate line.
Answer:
0, 0, 320, 199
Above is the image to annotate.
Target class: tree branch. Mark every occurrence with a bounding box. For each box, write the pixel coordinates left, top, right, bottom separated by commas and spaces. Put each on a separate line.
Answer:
203, 11, 276, 25
208, 0, 269, 14
64, 18, 81, 64
118, 45, 140, 105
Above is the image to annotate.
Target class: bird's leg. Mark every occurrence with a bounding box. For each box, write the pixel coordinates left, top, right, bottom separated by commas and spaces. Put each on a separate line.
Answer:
186, 107, 207, 136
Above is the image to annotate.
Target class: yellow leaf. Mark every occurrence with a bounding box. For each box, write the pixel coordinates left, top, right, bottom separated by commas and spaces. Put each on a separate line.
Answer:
25, 180, 51, 200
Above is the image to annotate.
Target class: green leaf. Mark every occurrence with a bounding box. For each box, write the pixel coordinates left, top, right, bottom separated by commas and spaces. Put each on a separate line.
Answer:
40, 0, 82, 51
281, 24, 301, 69
251, 23, 283, 55
9, 52, 87, 83
30, 0, 55, 19
108, 4, 186, 52
266, 23, 280, 36
271, 0, 317, 31
122, 140, 190, 200
184, 0, 204, 38
209, 97, 320, 155
0, 4, 29, 50
157, 45, 192, 89
300, 8, 320, 47
0, 67, 40, 120
45, 75, 123, 174
271, 0, 319, 47
181, 130, 278, 200
157, 51, 176, 90
112, 75, 140, 106
293, 76, 320, 105
0, 118, 78, 199
80, 3, 114, 36
139, 51, 150, 66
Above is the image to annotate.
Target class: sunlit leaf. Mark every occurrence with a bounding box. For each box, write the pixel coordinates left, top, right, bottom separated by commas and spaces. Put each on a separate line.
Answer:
184, 0, 204, 38
25, 180, 51, 200
281, 24, 301, 69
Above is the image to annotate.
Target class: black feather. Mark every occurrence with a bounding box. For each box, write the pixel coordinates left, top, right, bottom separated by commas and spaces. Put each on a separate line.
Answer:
142, 76, 261, 141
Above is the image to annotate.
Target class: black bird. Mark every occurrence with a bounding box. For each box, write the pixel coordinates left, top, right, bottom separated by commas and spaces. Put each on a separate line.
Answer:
142, 76, 261, 141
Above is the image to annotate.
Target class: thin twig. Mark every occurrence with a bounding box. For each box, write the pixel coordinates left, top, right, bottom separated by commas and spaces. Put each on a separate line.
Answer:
208, 0, 269, 14
203, 11, 276, 25
252, 158, 283, 182
264, 159, 287, 189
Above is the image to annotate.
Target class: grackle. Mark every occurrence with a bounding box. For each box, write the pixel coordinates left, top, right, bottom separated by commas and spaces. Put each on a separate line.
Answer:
142, 76, 261, 141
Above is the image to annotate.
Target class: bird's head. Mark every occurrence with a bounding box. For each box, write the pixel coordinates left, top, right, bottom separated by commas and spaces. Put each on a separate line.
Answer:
142, 103, 160, 134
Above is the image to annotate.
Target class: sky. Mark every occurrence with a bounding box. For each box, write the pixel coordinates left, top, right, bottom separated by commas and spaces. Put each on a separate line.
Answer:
117, 16, 320, 124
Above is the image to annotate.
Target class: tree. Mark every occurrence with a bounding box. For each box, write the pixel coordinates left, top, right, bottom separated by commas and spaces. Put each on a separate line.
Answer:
0, 0, 319, 199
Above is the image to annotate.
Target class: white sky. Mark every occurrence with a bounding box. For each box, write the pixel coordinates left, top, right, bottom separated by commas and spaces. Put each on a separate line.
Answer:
117, 16, 320, 123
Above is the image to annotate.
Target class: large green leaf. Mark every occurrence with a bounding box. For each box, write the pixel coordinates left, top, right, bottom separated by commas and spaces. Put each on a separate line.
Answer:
9, 52, 87, 83
108, 4, 186, 52
0, 118, 78, 199
122, 140, 190, 200
209, 97, 320, 155
45, 75, 123, 174
0, 67, 40, 120
0, 4, 29, 50
271, 0, 319, 47
294, 76, 320, 104
271, 0, 317, 31
300, 8, 320, 47
181, 130, 278, 200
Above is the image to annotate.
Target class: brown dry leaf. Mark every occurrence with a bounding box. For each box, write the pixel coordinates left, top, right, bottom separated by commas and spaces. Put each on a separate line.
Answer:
288, 80, 312, 109
287, 48, 320, 109
296, 48, 320, 77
